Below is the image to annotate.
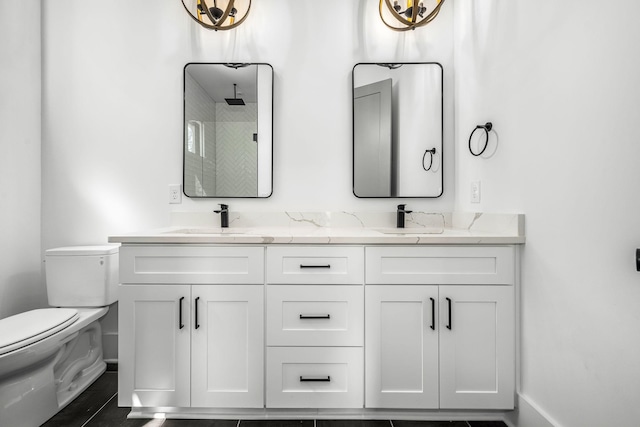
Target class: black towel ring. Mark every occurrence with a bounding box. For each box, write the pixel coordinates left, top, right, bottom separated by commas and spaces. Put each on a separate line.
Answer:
469, 122, 493, 156
422, 148, 436, 171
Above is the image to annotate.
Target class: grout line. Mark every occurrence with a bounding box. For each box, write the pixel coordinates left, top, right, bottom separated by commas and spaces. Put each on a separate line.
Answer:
80, 391, 118, 427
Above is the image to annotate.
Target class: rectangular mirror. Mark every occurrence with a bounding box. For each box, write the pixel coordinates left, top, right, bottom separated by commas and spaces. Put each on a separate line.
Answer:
353, 63, 443, 198
183, 63, 273, 198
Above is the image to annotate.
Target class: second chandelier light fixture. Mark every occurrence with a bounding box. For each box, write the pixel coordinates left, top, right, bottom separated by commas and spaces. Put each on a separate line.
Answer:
379, 0, 447, 31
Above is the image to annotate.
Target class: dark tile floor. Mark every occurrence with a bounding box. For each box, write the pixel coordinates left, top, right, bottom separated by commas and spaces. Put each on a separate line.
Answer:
42, 371, 508, 427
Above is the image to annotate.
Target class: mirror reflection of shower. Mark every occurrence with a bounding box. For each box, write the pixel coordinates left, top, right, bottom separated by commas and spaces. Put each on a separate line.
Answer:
183, 63, 273, 198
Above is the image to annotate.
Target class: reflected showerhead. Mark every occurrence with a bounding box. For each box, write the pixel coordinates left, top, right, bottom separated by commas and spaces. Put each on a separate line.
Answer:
225, 98, 245, 106
225, 83, 245, 105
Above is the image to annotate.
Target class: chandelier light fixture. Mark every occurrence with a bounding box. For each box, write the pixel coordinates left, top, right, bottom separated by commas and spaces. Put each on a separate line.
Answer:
181, 0, 251, 31
379, 0, 446, 31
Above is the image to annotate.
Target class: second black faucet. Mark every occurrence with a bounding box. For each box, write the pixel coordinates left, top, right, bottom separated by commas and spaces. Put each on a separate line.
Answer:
214, 204, 229, 228
397, 204, 412, 228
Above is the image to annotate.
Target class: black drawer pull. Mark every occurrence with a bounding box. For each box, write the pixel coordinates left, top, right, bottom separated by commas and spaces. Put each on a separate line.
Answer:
299, 264, 331, 269
299, 314, 331, 319
446, 297, 452, 330
300, 376, 331, 382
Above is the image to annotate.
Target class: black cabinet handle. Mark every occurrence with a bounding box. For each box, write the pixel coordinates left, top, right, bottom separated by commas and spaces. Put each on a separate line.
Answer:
300, 376, 331, 382
299, 314, 331, 319
299, 264, 331, 269
195, 297, 200, 329
446, 297, 452, 330
179, 297, 185, 329
429, 297, 435, 330
636, 249, 640, 271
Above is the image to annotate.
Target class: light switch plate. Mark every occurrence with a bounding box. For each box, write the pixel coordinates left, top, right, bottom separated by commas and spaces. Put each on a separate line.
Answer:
471, 181, 481, 203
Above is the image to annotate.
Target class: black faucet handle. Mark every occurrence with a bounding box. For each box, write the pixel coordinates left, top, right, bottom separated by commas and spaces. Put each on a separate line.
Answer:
214, 204, 228, 213
397, 204, 412, 213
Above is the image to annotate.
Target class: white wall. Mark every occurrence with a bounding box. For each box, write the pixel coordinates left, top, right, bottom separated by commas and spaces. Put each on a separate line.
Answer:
0, 0, 46, 318
454, 1, 640, 426
41, 0, 455, 252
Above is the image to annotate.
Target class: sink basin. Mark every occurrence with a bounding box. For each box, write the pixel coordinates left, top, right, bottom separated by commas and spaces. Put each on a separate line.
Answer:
374, 227, 444, 235
164, 228, 249, 235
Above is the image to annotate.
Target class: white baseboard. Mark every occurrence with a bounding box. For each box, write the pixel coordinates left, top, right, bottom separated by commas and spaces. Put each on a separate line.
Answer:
504, 393, 560, 427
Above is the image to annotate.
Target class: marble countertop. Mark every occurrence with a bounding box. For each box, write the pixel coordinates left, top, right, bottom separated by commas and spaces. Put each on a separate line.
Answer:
108, 212, 525, 245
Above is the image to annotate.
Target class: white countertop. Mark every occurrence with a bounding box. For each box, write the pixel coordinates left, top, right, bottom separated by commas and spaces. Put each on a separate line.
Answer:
108, 212, 525, 245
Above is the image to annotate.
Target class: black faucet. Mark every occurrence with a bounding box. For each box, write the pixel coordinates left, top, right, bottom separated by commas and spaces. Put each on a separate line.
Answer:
214, 204, 229, 228
397, 204, 412, 228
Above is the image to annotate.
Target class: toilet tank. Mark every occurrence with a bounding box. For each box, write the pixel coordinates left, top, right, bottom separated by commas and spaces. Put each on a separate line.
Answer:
45, 245, 120, 307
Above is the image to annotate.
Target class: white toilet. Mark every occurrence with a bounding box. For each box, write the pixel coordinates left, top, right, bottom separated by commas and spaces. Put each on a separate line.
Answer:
0, 245, 119, 427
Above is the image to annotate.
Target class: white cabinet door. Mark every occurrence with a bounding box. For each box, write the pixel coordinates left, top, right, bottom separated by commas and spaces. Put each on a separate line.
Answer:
191, 285, 264, 408
118, 285, 191, 407
439, 285, 514, 409
365, 285, 439, 409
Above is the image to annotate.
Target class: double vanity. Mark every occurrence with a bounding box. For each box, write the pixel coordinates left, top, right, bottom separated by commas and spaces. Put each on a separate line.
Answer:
117, 53, 515, 420
109, 211, 524, 419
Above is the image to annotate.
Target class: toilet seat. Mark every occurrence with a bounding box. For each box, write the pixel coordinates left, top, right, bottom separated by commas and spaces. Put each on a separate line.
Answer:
0, 308, 79, 356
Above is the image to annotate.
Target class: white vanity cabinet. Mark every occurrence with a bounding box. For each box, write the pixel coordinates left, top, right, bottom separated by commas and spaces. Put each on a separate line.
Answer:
115, 240, 519, 416
118, 246, 264, 409
365, 246, 516, 410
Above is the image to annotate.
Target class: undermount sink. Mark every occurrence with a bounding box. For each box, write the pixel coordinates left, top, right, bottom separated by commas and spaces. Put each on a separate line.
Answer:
164, 228, 249, 235
374, 227, 444, 235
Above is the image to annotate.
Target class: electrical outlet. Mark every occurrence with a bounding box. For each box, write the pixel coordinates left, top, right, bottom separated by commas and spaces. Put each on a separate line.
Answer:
169, 184, 182, 204
471, 181, 481, 203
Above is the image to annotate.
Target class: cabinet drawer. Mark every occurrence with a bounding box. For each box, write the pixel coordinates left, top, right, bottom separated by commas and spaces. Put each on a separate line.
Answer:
366, 246, 515, 285
266, 247, 364, 284
266, 285, 363, 346
266, 347, 363, 408
120, 245, 264, 284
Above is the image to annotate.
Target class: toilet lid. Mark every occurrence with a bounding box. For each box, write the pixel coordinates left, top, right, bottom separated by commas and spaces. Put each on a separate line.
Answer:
0, 308, 79, 356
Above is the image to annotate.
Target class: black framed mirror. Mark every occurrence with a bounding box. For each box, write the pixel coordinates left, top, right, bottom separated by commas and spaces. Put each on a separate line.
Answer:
352, 62, 443, 198
183, 63, 273, 198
